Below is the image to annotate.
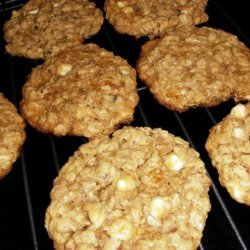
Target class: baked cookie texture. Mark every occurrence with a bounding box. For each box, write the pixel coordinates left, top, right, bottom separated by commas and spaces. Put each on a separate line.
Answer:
137, 26, 250, 112
0, 93, 26, 179
20, 44, 139, 138
4, 0, 104, 59
45, 127, 211, 250
104, 0, 208, 38
206, 103, 250, 205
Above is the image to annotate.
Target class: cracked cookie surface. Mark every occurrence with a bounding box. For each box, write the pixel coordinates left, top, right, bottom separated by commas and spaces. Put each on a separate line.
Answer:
206, 103, 250, 205
20, 44, 139, 138
45, 126, 211, 250
104, 0, 208, 38
4, 0, 104, 59
137, 26, 250, 112
0, 93, 26, 179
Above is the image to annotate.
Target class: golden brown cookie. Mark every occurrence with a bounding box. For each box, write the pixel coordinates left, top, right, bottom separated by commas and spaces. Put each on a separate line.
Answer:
104, 0, 208, 38
20, 44, 139, 138
4, 0, 104, 59
137, 26, 250, 112
45, 126, 211, 250
0, 93, 26, 179
206, 103, 250, 205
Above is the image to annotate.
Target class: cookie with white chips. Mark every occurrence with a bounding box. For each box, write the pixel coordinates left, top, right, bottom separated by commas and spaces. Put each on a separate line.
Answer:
137, 26, 250, 112
4, 0, 103, 59
20, 44, 139, 138
206, 103, 250, 205
0, 93, 26, 179
104, 0, 208, 38
45, 127, 211, 249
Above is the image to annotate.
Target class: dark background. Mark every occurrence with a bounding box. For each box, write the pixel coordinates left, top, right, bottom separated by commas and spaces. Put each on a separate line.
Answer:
0, 0, 249, 249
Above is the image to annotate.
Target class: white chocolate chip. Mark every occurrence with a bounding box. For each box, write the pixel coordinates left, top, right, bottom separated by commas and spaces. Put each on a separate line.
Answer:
180, 0, 188, 4
110, 219, 132, 240
117, 1, 125, 8
100, 85, 111, 91
165, 153, 185, 171
232, 185, 243, 201
0, 154, 11, 161
150, 197, 170, 218
57, 64, 72, 76
119, 66, 130, 75
146, 214, 162, 227
122, 6, 134, 14
179, 14, 190, 24
99, 162, 117, 176
180, 89, 187, 95
75, 108, 86, 119
231, 104, 248, 118
233, 127, 246, 139
185, 191, 195, 200
116, 176, 137, 191
28, 9, 39, 14
87, 204, 106, 228
103, 238, 121, 250
189, 211, 203, 230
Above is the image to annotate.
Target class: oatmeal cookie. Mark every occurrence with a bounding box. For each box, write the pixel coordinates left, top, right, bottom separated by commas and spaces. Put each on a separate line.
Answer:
104, 0, 208, 38
20, 44, 139, 138
137, 26, 250, 112
0, 93, 26, 179
206, 103, 250, 205
4, 0, 104, 59
45, 126, 211, 250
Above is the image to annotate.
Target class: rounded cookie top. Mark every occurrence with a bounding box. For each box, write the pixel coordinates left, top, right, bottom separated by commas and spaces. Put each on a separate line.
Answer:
4, 0, 104, 59
45, 126, 211, 250
0, 93, 26, 179
137, 26, 250, 112
20, 44, 139, 138
104, 0, 208, 38
206, 103, 250, 205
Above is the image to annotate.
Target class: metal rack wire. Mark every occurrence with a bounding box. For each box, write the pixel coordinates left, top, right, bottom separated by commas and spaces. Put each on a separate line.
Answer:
0, 0, 249, 249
